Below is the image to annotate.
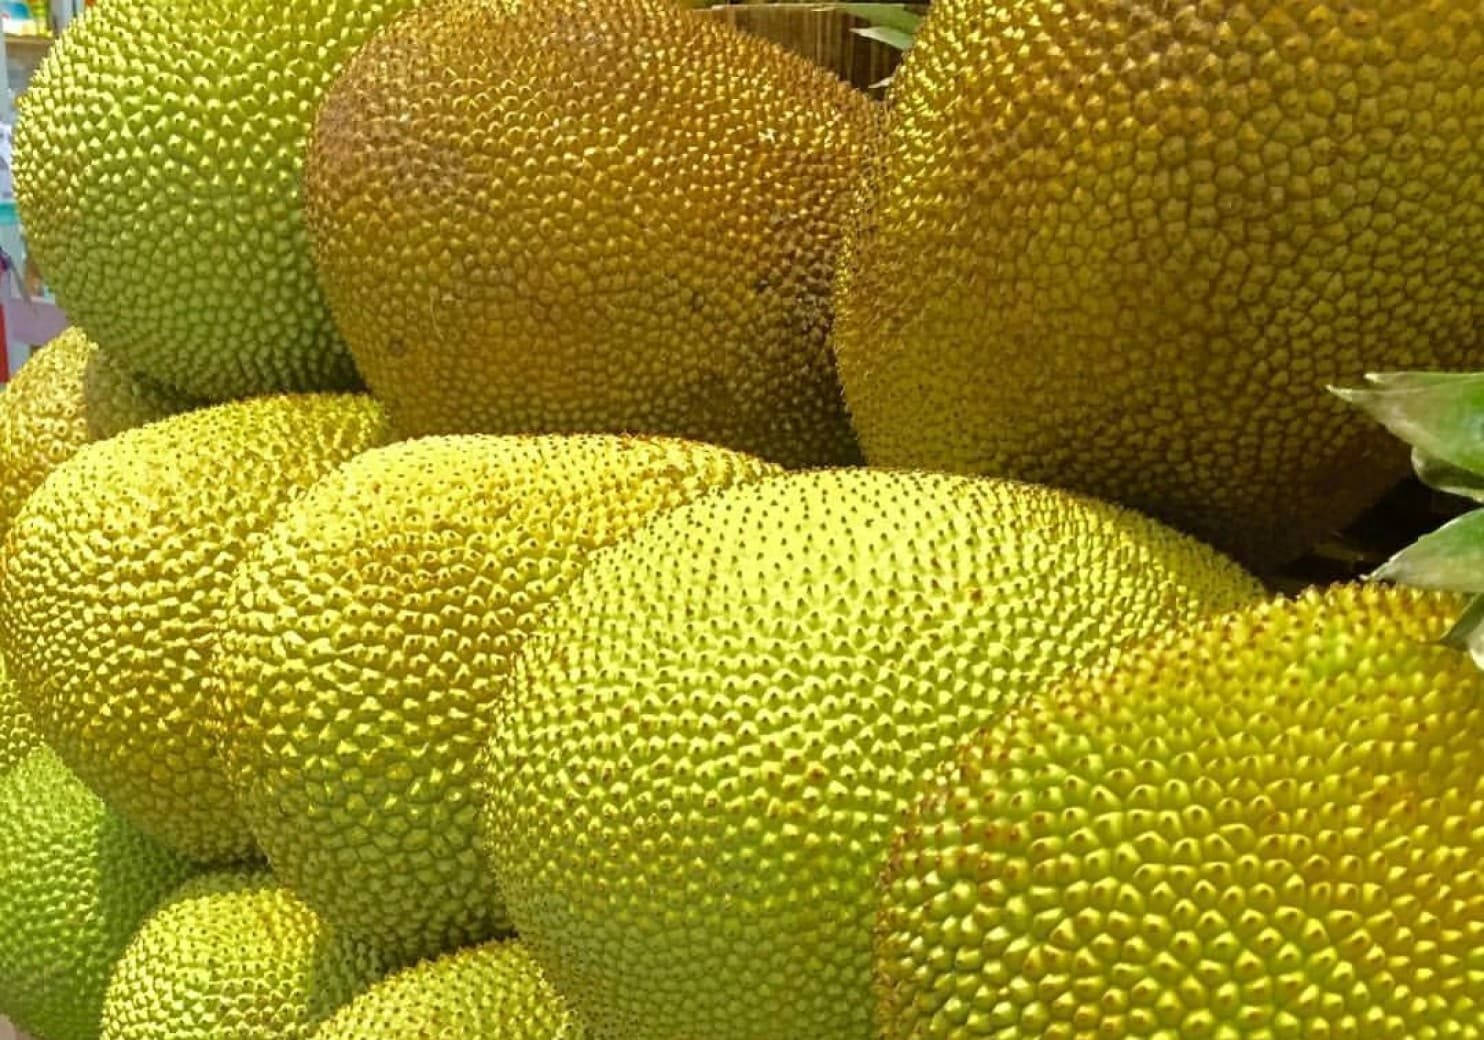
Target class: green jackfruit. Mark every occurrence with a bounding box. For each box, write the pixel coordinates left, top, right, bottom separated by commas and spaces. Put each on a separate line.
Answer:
0, 395, 387, 862
216, 434, 779, 961
13, 0, 429, 399
306, 0, 871, 466
311, 940, 585, 1040
0, 749, 195, 1040
0, 328, 194, 540
833, 0, 1484, 570
878, 584, 1484, 1038
480, 470, 1263, 1040
100, 871, 390, 1040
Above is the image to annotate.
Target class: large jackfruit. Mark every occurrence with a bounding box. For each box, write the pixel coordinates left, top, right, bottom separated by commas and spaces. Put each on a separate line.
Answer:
100, 871, 390, 1040
0, 328, 195, 540
311, 940, 585, 1040
306, 0, 872, 466
832, 0, 1483, 570
13, 0, 427, 399
217, 434, 779, 962
877, 584, 1484, 1038
479, 470, 1263, 1040
0, 749, 196, 1040
0, 658, 39, 776
0, 395, 387, 862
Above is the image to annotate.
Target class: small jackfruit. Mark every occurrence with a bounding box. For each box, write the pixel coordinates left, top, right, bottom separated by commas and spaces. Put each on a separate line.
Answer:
0, 657, 39, 775
0, 749, 196, 1040
311, 940, 585, 1040
479, 470, 1263, 1040
0, 395, 387, 862
877, 584, 1484, 1038
0, 328, 194, 540
832, 0, 1484, 569
100, 871, 390, 1040
217, 434, 779, 961
306, 0, 872, 466
13, 0, 428, 399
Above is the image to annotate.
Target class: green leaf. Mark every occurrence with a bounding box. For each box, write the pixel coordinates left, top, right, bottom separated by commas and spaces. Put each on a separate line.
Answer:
1360, 372, 1472, 389
1371, 508, 1484, 593
1437, 593, 1484, 670
816, 3, 923, 33
850, 23, 916, 50
1411, 448, 1484, 504
1331, 371, 1484, 481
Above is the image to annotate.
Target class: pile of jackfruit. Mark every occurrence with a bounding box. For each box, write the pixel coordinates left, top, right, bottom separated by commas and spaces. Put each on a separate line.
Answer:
0, 0, 1478, 1037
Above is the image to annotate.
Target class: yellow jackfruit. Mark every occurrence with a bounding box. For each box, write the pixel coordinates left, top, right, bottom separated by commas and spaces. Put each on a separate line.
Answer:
0, 328, 195, 540
216, 434, 779, 961
311, 940, 585, 1040
13, 0, 429, 399
877, 584, 1484, 1038
832, 0, 1484, 570
479, 470, 1263, 1040
0, 749, 196, 1040
0, 395, 387, 862
0, 657, 39, 775
306, 0, 872, 467
100, 871, 390, 1040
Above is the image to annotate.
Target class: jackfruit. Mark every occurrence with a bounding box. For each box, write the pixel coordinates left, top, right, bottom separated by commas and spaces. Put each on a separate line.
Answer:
13, 0, 428, 399
311, 939, 585, 1040
0, 657, 39, 775
0, 749, 195, 1040
100, 871, 390, 1040
877, 583, 1484, 1038
216, 433, 779, 961
0, 328, 194, 540
832, 0, 1484, 570
479, 470, 1263, 1040
305, 0, 871, 467
0, 394, 387, 862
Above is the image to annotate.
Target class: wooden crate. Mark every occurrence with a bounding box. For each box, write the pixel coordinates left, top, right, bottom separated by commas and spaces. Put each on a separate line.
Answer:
696, 3, 920, 93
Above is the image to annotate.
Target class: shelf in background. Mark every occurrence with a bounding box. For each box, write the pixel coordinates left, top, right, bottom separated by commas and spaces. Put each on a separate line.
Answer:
3, 34, 53, 54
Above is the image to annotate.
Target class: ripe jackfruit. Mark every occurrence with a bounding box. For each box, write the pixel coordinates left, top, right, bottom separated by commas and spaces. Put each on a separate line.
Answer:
217, 434, 778, 961
311, 939, 585, 1040
100, 871, 390, 1040
13, 0, 426, 399
0, 395, 387, 862
0, 749, 195, 1040
832, 0, 1484, 570
0, 328, 194, 540
877, 584, 1484, 1038
0, 658, 39, 775
479, 470, 1262, 1040
306, 0, 871, 466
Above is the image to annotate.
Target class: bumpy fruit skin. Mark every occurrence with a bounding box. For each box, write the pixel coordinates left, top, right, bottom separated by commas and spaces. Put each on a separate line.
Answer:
100, 871, 390, 1040
216, 434, 778, 962
306, 0, 871, 467
0, 395, 387, 862
0, 657, 40, 775
479, 470, 1262, 1040
13, 0, 426, 399
833, 0, 1484, 570
311, 939, 586, 1040
0, 749, 196, 1040
877, 584, 1484, 1039
0, 328, 194, 540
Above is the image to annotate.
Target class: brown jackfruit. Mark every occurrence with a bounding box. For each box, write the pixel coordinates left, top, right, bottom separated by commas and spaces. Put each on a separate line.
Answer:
306, 0, 872, 467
